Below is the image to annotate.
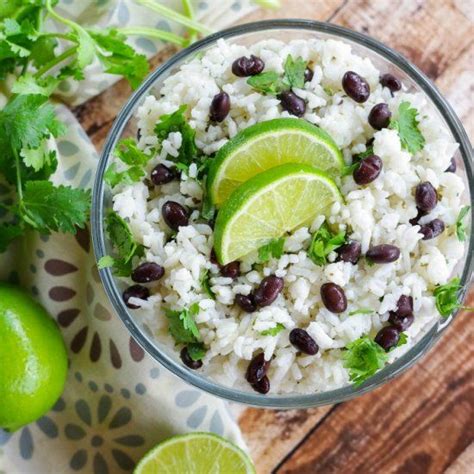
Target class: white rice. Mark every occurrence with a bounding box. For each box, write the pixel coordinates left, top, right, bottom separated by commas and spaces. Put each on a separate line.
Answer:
110, 38, 468, 394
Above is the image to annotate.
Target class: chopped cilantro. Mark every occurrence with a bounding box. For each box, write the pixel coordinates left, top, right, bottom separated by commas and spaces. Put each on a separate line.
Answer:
165, 302, 201, 344
258, 237, 285, 263
283, 55, 307, 89
395, 332, 408, 348
389, 101, 425, 154
341, 162, 360, 177
101, 211, 145, 276
353, 145, 374, 161
187, 342, 206, 361
455, 206, 470, 242
200, 269, 215, 300
343, 336, 388, 385
260, 323, 285, 336
433, 277, 473, 317
308, 222, 345, 266
247, 71, 284, 95
348, 308, 374, 316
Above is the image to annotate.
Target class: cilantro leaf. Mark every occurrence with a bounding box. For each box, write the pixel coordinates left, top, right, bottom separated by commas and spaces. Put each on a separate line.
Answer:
348, 308, 374, 316
90, 29, 149, 89
247, 72, 285, 95
343, 336, 388, 385
389, 101, 425, 154
154, 105, 198, 167
353, 145, 374, 162
0, 222, 23, 252
283, 55, 307, 89
21, 181, 90, 234
455, 205, 470, 242
260, 323, 285, 336
187, 342, 206, 361
165, 303, 201, 344
12, 74, 59, 97
342, 162, 359, 177
105, 138, 152, 188
395, 332, 408, 348
102, 211, 145, 276
433, 277, 470, 317
200, 269, 215, 299
308, 222, 346, 266
258, 237, 285, 263
29, 35, 58, 68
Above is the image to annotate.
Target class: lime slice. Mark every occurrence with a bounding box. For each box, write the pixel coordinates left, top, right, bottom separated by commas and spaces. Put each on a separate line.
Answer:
134, 432, 255, 474
208, 118, 343, 206
214, 163, 342, 264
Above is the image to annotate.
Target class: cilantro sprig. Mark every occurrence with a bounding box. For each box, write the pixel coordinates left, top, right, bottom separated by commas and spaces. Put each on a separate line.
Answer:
308, 222, 345, 266
343, 336, 388, 385
258, 237, 285, 263
247, 54, 309, 95
433, 277, 473, 317
455, 206, 470, 242
389, 101, 425, 154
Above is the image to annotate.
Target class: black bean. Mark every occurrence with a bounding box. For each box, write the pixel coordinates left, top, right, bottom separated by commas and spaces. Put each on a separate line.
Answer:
304, 67, 314, 83
278, 90, 306, 117
353, 154, 383, 185
366, 244, 401, 264
254, 275, 284, 307
336, 240, 362, 264
419, 218, 445, 240
374, 326, 400, 351
289, 329, 319, 355
162, 201, 189, 231
209, 91, 230, 122
131, 262, 164, 283
395, 295, 414, 318
445, 158, 456, 173
380, 73, 401, 93
389, 312, 414, 331
251, 375, 270, 394
245, 352, 270, 384
123, 285, 150, 309
409, 208, 427, 226
221, 261, 240, 279
180, 347, 203, 370
368, 103, 392, 130
320, 282, 347, 313
151, 164, 176, 185
232, 55, 265, 77
235, 294, 257, 313
342, 71, 370, 103
415, 182, 438, 212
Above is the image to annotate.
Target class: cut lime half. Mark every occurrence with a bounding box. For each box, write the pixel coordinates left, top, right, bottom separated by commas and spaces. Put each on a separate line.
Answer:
214, 163, 342, 264
134, 432, 255, 474
208, 118, 343, 206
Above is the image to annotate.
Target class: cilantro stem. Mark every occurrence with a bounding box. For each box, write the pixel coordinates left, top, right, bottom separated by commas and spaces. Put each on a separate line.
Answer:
118, 27, 188, 47
12, 148, 23, 202
181, 0, 198, 43
34, 46, 77, 78
136, 0, 213, 35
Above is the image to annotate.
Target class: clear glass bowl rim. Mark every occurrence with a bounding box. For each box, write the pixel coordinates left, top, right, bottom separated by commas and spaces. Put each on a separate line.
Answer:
92, 19, 474, 409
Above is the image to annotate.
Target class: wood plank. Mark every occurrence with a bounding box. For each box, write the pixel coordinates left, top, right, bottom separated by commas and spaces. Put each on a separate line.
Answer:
276, 291, 474, 474
238, 406, 334, 474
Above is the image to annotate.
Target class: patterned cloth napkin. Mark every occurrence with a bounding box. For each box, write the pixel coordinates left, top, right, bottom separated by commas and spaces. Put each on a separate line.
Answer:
0, 1, 256, 473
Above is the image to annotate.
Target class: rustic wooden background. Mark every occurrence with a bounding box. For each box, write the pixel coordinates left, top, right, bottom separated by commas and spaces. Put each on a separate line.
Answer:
74, 1, 474, 473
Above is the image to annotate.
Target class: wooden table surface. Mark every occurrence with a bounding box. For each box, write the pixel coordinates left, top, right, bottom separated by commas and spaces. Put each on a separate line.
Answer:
74, 1, 474, 473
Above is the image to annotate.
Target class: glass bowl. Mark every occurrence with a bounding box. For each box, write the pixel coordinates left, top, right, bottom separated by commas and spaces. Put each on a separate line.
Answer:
92, 19, 473, 408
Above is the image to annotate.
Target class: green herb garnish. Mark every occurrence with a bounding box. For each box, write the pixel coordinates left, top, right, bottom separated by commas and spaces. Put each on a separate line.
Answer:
200, 269, 215, 300
105, 138, 152, 188
455, 206, 470, 242
258, 237, 285, 263
308, 222, 345, 266
341, 162, 360, 177
395, 332, 408, 348
348, 308, 374, 316
389, 101, 425, 154
165, 302, 201, 344
343, 336, 388, 385
187, 342, 207, 361
433, 277, 473, 317
353, 145, 374, 161
98, 211, 145, 276
283, 54, 307, 89
260, 323, 285, 336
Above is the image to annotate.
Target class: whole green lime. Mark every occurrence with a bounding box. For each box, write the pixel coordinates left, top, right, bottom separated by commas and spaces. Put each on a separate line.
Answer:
0, 283, 68, 431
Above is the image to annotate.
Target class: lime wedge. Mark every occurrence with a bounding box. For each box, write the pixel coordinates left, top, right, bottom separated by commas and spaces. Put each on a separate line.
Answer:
208, 118, 343, 206
214, 163, 342, 264
134, 432, 255, 474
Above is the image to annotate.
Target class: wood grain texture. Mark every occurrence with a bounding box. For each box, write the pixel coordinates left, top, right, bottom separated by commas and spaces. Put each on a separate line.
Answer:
76, 1, 473, 473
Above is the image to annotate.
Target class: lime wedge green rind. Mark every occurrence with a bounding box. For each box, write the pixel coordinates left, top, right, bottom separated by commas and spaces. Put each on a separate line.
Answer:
208, 118, 343, 206
214, 163, 342, 265
133, 432, 256, 474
